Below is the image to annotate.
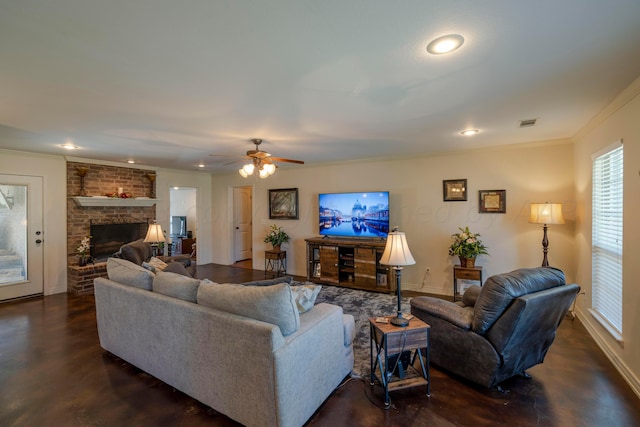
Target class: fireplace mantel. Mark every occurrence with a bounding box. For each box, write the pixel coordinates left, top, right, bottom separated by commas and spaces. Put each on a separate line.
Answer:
72, 197, 158, 207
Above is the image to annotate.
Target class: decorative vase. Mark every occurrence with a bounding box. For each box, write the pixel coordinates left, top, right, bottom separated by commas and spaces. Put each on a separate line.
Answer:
79, 255, 87, 267
459, 256, 476, 268
273, 244, 281, 251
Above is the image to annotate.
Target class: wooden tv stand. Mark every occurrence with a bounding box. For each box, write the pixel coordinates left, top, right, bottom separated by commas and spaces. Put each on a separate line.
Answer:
305, 237, 394, 293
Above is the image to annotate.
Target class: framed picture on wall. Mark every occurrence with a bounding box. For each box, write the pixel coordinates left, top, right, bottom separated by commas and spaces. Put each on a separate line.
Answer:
443, 179, 467, 201
269, 188, 299, 219
479, 189, 506, 213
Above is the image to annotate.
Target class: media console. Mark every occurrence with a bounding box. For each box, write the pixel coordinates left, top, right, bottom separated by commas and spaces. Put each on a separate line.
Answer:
305, 237, 395, 293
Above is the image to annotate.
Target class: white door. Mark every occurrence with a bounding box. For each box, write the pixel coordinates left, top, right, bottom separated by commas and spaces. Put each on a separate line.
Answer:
233, 186, 252, 262
0, 175, 44, 301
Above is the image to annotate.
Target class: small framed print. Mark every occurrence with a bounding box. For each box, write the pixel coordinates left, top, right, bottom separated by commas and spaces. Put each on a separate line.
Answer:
443, 179, 467, 201
479, 189, 506, 213
269, 188, 299, 219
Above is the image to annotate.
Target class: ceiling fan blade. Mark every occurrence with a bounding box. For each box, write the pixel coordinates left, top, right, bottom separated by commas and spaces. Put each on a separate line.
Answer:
270, 157, 305, 164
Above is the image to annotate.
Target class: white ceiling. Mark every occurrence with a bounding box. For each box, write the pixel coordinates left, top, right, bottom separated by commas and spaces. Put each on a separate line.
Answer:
1, 1, 639, 173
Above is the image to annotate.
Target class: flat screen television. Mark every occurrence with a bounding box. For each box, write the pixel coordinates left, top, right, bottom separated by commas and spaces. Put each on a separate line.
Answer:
171, 216, 187, 238
318, 191, 389, 238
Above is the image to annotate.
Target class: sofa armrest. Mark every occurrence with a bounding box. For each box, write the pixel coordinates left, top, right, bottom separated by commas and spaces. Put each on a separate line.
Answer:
410, 296, 473, 330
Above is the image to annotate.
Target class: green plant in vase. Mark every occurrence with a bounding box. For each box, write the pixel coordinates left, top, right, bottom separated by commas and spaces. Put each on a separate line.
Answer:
448, 226, 488, 267
264, 224, 290, 250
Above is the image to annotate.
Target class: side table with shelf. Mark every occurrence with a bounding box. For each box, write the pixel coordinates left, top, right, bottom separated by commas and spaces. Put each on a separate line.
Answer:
264, 250, 286, 278
369, 316, 430, 407
453, 265, 483, 301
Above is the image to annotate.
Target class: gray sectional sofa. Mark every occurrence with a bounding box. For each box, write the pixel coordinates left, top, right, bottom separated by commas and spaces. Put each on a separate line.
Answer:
94, 258, 355, 427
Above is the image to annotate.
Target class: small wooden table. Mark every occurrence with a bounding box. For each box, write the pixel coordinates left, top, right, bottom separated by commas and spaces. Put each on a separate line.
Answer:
369, 316, 430, 407
453, 265, 483, 301
264, 250, 286, 278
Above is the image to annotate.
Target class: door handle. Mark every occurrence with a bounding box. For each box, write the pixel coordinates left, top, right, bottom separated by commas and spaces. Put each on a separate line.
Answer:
236, 227, 239, 230
35, 239, 42, 244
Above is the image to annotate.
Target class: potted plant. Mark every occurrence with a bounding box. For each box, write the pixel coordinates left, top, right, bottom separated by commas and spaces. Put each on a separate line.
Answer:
264, 224, 290, 250
77, 235, 91, 266
448, 226, 489, 267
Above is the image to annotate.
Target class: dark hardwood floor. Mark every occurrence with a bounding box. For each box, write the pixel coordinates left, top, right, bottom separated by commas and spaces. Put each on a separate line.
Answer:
1, 264, 639, 427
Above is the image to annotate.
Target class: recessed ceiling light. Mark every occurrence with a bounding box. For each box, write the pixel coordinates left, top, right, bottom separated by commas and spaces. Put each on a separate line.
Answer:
198, 163, 205, 168
59, 143, 78, 150
127, 160, 135, 164
460, 129, 479, 136
427, 34, 464, 55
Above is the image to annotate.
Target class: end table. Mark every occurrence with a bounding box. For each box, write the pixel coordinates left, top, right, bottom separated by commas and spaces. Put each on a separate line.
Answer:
453, 265, 483, 301
369, 316, 430, 407
265, 249, 286, 278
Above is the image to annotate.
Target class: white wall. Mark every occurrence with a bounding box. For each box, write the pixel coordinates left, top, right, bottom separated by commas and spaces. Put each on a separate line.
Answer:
573, 75, 640, 397
211, 139, 576, 295
0, 150, 68, 295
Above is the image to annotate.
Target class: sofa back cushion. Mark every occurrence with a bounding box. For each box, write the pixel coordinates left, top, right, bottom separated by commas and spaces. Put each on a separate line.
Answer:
197, 281, 300, 336
153, 271, 200, 302
120, 239, 153, 265
472, 267, 566, 334
107, 257, 155, 290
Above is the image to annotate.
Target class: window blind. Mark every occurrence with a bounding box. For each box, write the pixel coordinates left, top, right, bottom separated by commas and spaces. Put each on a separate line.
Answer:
592, 142, 623, 334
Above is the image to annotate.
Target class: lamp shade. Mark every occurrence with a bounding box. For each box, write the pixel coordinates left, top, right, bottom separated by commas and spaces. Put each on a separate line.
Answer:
380, 230, 415, 267
529, 203, 565, 225
144, 222, 165, 243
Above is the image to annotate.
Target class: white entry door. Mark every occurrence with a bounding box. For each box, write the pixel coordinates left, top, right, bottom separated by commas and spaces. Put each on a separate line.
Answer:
233, 186, 252, 262
0, 175, 44, 301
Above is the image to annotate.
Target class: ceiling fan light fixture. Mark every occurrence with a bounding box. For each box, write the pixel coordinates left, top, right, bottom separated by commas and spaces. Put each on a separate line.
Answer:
242, 163, 255, 175
238, 168, 248, 178
427, 34, 464, 55
259, 168, 270, 178
264, 163, 276, 175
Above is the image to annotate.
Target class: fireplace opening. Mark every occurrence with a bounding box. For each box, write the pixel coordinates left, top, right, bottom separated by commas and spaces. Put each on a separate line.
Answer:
90, 222, 148, 262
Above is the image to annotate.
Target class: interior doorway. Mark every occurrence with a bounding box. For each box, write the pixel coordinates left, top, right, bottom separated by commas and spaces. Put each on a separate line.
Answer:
169, 187, 197, 258
233, 186, 252, 264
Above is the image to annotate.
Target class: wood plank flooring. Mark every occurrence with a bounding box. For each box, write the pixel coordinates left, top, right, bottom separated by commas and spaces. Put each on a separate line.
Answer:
1, 263, 638, 426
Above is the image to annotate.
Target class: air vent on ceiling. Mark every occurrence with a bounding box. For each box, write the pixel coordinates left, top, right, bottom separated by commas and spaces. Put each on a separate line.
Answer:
519, 118, 537, 128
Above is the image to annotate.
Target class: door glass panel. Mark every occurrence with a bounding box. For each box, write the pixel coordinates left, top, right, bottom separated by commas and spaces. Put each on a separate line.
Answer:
0, 184, 28, 284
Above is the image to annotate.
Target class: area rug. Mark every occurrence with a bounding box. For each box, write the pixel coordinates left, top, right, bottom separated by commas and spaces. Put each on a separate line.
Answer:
313, 284, 411, 378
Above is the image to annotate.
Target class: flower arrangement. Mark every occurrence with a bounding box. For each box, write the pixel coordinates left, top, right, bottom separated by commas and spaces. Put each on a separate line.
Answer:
264, 224, 290, 248
77, 236, 91, 256
448, 226, 489, 259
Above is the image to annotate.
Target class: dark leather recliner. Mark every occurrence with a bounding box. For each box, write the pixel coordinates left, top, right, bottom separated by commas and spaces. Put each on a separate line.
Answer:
410, 267, 580, 388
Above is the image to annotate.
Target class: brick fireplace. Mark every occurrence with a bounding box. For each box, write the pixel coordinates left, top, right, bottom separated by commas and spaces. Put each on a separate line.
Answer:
67, 161, 156, 294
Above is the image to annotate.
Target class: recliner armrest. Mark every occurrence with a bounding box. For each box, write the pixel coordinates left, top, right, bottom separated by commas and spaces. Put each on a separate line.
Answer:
410, 297, 473, 330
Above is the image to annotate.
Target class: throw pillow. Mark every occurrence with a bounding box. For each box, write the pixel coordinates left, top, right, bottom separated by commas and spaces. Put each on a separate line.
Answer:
148, 257, 168, 271
153, 271, 200, 302
241, 276, 293, 287
106, 257, 154, 290
290, 283, 322, 313
142, 262, 156, 273
163, 261, 191, 277
197, 282, 300, 336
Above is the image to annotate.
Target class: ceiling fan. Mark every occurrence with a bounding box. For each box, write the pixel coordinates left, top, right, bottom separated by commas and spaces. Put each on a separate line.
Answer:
211, 138, 304, 178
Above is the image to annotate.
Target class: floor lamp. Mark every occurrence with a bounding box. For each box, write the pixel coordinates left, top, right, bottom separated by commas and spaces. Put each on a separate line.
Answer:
529, 202, 565, 267
380, 227, 416, 327
144, 221, 165, 257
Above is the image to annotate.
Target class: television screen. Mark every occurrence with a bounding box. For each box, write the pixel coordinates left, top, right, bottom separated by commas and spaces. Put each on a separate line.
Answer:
319, 191, 389, 238
171, 216, 187, 237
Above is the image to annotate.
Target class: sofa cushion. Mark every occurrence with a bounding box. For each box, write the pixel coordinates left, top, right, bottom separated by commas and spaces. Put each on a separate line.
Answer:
107, 257, 155, 290
197, 282, 300, 336
153, 271, 200, 302
472, 267, 566, 334
120, 239, 153, 265
241, 276, 293, 287
290, 283, 322, 313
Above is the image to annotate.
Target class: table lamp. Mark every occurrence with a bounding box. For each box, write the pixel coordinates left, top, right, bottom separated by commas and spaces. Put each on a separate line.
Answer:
380, 227, 416, 327
529, 202, 565, 267
144, 221, 165, 256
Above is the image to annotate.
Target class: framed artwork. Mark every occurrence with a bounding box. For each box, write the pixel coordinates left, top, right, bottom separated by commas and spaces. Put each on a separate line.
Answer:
443, 179, 467, 201
479, 189, 506, 213
268, 188, 299, 219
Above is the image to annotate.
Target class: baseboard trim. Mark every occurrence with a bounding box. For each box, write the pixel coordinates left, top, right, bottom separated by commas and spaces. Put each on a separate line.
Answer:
575, 308, 640, 399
